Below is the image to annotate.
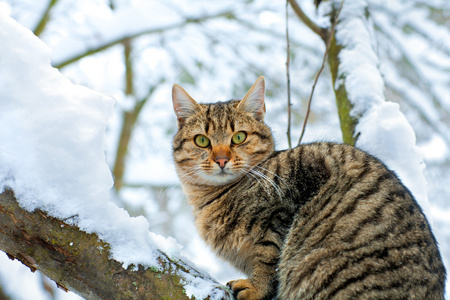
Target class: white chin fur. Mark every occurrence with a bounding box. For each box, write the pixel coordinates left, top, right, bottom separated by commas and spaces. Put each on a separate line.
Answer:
200, 170, 240, 185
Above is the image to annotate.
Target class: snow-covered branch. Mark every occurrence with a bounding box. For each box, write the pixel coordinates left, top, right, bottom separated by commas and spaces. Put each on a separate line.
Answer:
291, 0, 432, 215
330, 0, 431, 214
0, 189, 232, 299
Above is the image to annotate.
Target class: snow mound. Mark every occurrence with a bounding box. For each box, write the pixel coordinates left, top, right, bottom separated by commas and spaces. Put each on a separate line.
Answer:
0, 14, 225, 299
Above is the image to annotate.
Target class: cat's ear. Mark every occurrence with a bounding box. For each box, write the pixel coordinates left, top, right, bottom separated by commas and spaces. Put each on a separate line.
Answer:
172, 84, 202, 125
238, 76, 266, 121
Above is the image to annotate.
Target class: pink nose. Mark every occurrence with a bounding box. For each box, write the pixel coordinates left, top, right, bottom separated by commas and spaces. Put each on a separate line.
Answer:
215, 158, 229, 169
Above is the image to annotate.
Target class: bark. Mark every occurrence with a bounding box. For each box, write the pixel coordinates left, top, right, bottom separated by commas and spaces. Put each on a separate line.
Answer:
327, 34, 358, 145
0, 189, 232, 300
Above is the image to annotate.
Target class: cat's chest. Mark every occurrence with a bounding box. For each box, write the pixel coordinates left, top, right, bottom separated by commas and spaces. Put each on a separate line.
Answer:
193, 198, 256, 273
194, 201, 246, 246
199, 219, 255, 274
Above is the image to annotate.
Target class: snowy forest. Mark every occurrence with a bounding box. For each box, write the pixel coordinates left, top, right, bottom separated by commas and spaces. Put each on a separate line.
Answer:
0, 0, 449, 299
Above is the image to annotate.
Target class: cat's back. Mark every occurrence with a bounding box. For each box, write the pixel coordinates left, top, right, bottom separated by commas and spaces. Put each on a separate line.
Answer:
274, 142, 446, 299
171, 77, 446, 299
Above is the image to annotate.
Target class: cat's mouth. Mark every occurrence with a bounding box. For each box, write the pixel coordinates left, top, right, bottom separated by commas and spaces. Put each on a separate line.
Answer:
218, 168, 228, 174
216, 169, 231, 177
207, 168, 240, 185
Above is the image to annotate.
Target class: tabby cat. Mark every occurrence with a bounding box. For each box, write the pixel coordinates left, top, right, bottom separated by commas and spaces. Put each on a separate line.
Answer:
171, 77, 446, 299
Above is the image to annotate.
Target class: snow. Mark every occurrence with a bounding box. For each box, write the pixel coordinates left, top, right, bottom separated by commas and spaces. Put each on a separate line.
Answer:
419, 135, 448, 163
335, 0, 428, 212
334, 1, 384, 117
0, 14, 226, 299
355, 102, 429, 215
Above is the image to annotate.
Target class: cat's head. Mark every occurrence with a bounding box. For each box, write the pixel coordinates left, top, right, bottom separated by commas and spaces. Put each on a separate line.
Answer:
172, 77, 274, 186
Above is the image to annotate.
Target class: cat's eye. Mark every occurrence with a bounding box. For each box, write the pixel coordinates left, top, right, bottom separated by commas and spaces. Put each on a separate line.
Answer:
194, 135, 210, 148
232, 131, 247, 145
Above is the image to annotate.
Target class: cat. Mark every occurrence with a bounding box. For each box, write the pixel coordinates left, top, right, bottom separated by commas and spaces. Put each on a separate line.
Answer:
171, 76, 446, 299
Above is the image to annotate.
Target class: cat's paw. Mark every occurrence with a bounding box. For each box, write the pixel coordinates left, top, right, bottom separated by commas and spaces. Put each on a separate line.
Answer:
227, 279, 265, 300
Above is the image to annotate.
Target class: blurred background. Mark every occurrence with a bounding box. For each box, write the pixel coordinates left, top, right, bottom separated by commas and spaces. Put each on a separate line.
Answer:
0, 0, 449, 299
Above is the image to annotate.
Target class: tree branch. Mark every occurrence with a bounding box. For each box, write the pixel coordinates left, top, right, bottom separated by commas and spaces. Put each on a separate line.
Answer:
0, 189, 232, 299
33, 0, 59, 37
112, 37, 134, 191
113, 79, 163, 191
288, 0, 327, 40
326, 6, 358, 145
53, 11, 235, 69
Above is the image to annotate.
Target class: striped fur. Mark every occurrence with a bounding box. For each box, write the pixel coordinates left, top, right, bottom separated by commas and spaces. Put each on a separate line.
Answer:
171, 78, 446, 300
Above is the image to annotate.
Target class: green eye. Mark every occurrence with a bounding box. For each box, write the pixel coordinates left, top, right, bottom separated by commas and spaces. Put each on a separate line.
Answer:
194, 135, 210, 148
232, 131, 247, 145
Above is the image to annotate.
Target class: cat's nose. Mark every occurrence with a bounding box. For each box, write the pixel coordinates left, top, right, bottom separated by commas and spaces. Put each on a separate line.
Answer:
215, 158, 229, 169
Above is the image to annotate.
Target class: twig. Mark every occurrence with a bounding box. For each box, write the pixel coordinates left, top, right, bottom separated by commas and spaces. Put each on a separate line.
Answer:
288, 0, 326, 40
286, 0, 292, 149
123, 38, 134, 95
33, 0, 59, 36
297, 0, 345, 145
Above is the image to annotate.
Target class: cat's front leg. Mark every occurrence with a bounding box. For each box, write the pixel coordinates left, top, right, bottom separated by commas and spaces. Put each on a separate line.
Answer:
228, 279, 261, 300
227, 265, 277, 300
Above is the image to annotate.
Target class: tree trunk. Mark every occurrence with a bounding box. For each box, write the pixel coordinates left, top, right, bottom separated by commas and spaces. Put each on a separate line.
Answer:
327, 34, 358, 145
0, 189, 232, 300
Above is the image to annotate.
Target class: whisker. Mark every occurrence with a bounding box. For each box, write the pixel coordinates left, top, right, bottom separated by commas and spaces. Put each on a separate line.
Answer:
238, 168, 271, 196
179, 167, 202, 186
250, 169, 284, 201
240, 164, 285, 201
254, 165, 293, 198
